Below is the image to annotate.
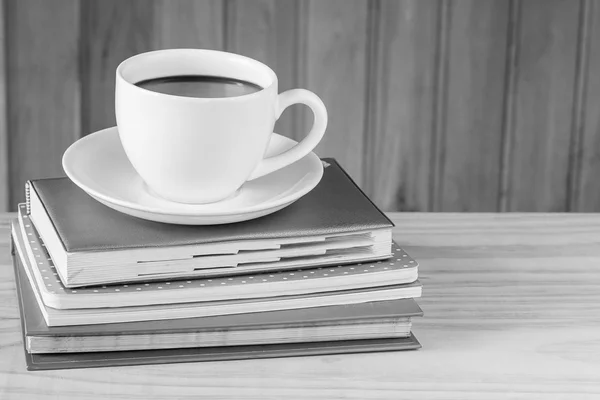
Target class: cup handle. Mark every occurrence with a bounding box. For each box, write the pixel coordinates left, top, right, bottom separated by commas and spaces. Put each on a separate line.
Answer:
247, 89, 327, 180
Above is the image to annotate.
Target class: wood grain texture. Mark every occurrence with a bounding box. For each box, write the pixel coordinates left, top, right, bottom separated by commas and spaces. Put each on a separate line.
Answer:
429, 0, 450, 212
301, 0, 369, 185
2, 212, 600, 398
365, 0, 439, 212
576, 0, 600, 211
6, 0, 80, 208
566, 0, 591, 211
226, 0, 299, 140
506, 0, 580, 211
498, 0, 521, 212
80, 0, 154, 135
154, 0, 223, 50
2, 0, 600, 212
0, 0, 7, 212
438, 0, 509, 211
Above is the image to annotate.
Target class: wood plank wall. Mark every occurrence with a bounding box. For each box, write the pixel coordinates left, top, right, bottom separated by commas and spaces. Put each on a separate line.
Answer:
1, 0, 598, 212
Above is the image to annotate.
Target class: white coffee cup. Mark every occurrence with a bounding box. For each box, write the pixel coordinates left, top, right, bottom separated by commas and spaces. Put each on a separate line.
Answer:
115, 49, 327, 204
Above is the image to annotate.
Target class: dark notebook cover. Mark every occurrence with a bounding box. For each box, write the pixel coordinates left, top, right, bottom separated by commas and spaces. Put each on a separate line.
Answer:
23, 335, 421, 371
11, 238, 421, 371
29, 158, 393, 252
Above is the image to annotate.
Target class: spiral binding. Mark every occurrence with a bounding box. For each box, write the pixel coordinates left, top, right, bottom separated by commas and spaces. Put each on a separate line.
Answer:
24, 181, 31, 215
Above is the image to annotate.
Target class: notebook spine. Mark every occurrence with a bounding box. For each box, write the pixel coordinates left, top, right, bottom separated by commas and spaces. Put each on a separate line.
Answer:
25, 181, 31, 214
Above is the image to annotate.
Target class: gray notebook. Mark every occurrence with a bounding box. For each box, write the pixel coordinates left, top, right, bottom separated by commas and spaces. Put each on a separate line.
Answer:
26, 159, 396, 287
22, 335, 421, 371
28, 159, 392, 252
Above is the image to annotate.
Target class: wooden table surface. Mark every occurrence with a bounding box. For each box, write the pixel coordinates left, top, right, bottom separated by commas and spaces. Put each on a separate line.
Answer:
1, 212, 599, 399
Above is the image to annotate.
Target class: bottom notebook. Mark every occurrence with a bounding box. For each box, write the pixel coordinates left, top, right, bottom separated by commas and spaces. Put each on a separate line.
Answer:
24, 335, 421, 371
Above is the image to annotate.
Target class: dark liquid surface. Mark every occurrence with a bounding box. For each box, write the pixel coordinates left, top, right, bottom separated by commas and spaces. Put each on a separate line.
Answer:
135, 75, 263, 98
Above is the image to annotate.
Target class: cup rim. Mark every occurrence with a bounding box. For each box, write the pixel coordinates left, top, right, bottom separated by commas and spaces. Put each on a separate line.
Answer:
116, 48, 277, 101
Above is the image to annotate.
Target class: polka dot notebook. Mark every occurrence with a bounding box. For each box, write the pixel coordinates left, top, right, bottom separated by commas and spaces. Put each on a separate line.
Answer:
18, 210, 418, 311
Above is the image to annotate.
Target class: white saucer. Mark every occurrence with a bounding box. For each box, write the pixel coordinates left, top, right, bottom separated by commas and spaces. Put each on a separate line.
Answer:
62, 127, 324, 225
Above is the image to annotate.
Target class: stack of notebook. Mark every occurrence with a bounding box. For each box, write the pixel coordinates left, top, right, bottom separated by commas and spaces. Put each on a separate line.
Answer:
10, 159, 423, 370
